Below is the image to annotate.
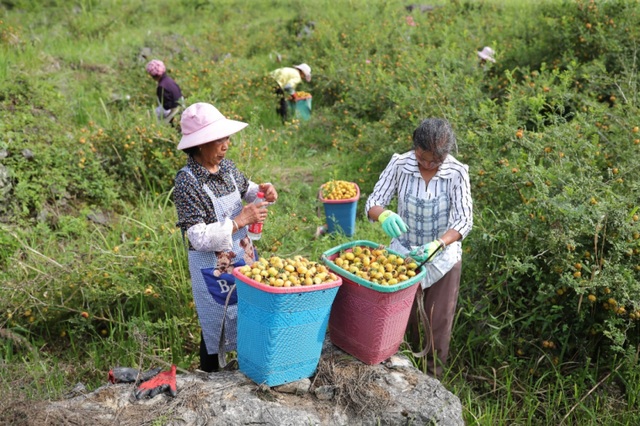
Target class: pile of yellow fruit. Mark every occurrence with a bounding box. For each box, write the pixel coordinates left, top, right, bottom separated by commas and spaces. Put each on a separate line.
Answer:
321, 180, 358, 200
328, 246, 419, 286
238, 255, 339, 287
291, 91, 311, 99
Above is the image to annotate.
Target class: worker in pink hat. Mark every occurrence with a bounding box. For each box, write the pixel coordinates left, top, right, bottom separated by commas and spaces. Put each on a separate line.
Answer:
476, 47, 496, 71
146, 59, 184, 124
174, 103, 278, 372
270, 63, 312, 121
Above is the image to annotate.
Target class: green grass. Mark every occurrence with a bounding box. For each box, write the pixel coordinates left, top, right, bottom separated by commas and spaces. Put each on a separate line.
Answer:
2, 0, 640, 424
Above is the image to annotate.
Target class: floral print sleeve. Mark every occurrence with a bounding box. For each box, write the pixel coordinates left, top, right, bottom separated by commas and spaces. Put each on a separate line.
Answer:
174, 170, 214, 233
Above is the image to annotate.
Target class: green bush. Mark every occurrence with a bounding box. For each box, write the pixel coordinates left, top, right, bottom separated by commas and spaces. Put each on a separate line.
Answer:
2, 0, 640, 402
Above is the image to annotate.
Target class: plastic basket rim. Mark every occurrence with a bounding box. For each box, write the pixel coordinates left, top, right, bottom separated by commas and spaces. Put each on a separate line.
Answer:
318, 182, 360, 204
320, 240, 426, 293
232, 267, 342, 293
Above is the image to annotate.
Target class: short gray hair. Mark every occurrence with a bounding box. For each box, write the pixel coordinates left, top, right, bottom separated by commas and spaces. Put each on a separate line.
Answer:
412, 118, 456, 159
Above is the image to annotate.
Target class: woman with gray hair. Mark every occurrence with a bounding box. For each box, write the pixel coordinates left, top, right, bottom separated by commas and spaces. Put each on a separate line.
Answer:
366, 118, 473, 378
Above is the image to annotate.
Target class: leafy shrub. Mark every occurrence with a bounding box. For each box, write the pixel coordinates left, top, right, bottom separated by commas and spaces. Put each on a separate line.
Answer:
1, 0, 640, 382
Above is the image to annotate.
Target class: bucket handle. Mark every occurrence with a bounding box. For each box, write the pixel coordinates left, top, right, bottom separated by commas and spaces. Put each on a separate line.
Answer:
404, 284, 432, 358
217, 284, 238, 370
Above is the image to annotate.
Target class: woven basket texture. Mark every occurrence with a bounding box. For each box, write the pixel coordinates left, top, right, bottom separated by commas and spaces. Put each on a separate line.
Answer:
329, 275, 419, 365
236, 278, 339, 386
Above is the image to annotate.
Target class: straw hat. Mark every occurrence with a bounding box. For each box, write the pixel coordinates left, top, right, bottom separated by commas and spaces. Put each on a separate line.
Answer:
293, 63, 312, 82
177, 103, 248, 151
477, 47, 496, 63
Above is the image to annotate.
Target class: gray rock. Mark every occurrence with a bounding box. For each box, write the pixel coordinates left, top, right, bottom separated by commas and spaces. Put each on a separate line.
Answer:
37, 209, 48, 223
139, 47, 152, 61
314, 385, 335, 400
0, 148, 8, 160
384, 372, 410, 390
0, 164, 11, 197
274, 378, 311, 394
87, 210, 109, 226
21, 149, 34, 160
404, 4, 442, 13
384, 355, 414, 370
33, 341, 463, 425
63, 382, 88, 399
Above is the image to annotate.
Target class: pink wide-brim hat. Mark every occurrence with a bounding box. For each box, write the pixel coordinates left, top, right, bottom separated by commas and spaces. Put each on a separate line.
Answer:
177, 103, 248, 151
293, 63, 311, 82
477, 47, 496, 63
146, 60, 166, 76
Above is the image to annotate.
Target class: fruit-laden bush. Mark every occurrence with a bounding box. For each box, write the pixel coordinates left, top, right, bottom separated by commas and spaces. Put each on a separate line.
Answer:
457, 67, 640, 365
2, 0, 640, 374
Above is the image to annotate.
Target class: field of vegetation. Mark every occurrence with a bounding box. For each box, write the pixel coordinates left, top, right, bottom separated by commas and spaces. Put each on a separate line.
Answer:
1, 0, 640, 424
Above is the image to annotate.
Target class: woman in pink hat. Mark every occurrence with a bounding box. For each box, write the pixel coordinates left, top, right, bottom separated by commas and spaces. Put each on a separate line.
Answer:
174, 103, 278, 372
270, 63, 311, 121
146, 59, 184, 124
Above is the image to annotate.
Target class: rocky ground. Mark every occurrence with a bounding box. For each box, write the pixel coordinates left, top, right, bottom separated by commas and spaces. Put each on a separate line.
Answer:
6, 341, 463, 425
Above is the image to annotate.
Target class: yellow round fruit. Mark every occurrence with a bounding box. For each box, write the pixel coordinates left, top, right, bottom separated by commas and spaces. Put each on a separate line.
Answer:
322, 180, 358, 200
330, 246, 416, 287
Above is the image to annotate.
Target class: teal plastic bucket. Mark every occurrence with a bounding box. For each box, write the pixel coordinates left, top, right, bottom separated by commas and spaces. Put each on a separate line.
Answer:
286, 96, 312, 121
319, 183, 360, 237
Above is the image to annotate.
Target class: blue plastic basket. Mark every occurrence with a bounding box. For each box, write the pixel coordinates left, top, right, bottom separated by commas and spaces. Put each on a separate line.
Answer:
319, 183, 360, 237
232, 268, 341, 387
286, 96, 312, 121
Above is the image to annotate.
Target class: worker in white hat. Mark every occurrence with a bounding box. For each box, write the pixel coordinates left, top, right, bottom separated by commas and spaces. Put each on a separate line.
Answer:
270, 63, 312, 121
477, 47, 496, 71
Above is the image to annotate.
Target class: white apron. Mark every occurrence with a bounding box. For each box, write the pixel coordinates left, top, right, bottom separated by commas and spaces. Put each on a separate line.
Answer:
391, 174, 461, 289
180, 166, 257, 355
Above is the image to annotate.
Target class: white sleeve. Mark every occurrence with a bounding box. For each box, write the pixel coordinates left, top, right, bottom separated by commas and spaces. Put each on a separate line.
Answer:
186, 219, 233, 252
449, 165, 473, 239
244, 181, 276, 205
365, 154, 400, 222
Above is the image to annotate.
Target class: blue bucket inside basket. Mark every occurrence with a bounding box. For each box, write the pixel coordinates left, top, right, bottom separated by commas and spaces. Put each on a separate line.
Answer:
320, 183, 360, 238
323, 201, 358, 237
234, 270, 340, 387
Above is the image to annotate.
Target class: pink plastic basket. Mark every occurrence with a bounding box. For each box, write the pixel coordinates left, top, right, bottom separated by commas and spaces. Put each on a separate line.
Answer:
323, 246, 421, 365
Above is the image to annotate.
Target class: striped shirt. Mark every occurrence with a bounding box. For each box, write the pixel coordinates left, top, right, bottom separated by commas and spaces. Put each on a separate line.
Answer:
365, 150, 473, 239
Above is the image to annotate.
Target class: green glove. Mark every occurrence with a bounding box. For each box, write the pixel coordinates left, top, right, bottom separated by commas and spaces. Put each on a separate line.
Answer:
378, 210, 409, 238
409, 240, 444, 263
